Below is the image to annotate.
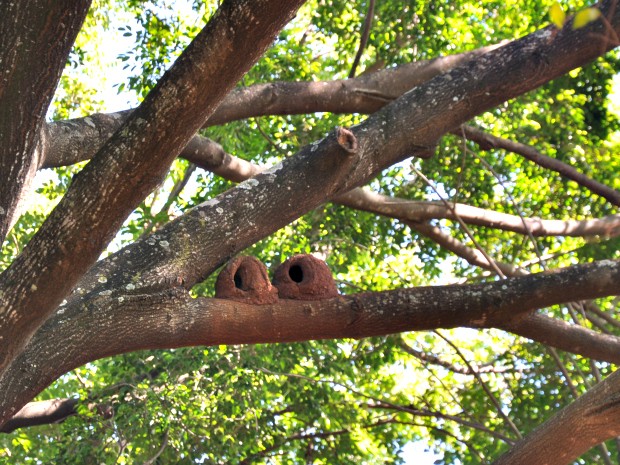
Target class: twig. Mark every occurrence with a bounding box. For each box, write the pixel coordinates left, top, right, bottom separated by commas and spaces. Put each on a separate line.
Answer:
143, 430, 169, 465
458, 125, 620, 206
435, 330, 522, 439
349, 0, 375, 78
411, 167, 507, 278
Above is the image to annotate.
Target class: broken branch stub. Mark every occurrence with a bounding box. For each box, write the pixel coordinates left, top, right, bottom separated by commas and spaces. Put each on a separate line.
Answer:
336, 127, 358, 155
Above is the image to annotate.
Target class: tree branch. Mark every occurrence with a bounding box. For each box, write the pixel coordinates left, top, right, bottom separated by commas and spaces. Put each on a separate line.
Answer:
0, 0, 305, 376
3, 0, 620, 433
348, 0, 375, 78
498, 313, 620, 363
45, 118, 620, 240
0, 1, 91, 241
0, 398, 78, 433
460, 125, 620, 206
1, 259, 620, 427
407, 220, 528, 276
42, 44, 504, 170
78, 8, 620, 299
397, 338, 514, 375
341, 188, 620, 237
493, 369, 620, 465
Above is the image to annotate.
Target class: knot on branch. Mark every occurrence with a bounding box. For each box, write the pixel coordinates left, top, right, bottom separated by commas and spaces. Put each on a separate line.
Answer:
272, 254, 339, 300
215, 256, 278, 305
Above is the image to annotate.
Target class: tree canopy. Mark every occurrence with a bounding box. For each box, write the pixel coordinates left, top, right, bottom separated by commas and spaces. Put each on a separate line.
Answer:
1, 0, 620, 464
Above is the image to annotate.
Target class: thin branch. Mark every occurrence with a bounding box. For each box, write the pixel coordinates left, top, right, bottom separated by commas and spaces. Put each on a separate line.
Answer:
260, 366, 513, 445
435, 331, 522, 439
407, 220, 528, 276
239, 417, 394, 465
397, 338, 513, 375
349, 0, 376, 78
367, 401, 514, 444
143, 430, 169, 465
141, 163, 197, 236
461, 139, 545, 264
411, 168, 507, 278
585, 302, 620, 329
548, 347, 580, 397
459, 125, 620, 207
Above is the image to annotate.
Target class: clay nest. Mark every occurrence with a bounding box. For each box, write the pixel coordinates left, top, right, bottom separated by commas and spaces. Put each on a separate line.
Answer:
215, 256, 278, 305
272, 254, 339, 300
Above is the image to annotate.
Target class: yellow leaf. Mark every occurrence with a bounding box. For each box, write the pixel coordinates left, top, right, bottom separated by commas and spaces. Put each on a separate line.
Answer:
550, 2, 566, 29
573, 7, 602, 29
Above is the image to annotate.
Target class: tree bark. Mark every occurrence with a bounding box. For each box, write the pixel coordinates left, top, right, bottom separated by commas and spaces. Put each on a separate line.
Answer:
0, 1, 91, 241
0, 398, 78, 434
41, 45, 503, 169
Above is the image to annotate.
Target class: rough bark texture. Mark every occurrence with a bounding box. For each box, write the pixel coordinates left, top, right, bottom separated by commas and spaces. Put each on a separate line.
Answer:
0, 1, 91, 240
82, 9, 620, 299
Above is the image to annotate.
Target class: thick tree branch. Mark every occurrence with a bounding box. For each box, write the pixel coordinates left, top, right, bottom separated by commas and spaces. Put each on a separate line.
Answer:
82, 9, 620, 298
0, 1, 91, 241
0, 398, 78, 433
493, 369, 620, 465
0, 0, 305, 375
45, 40, 620, 221
1, 259, 619, 427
